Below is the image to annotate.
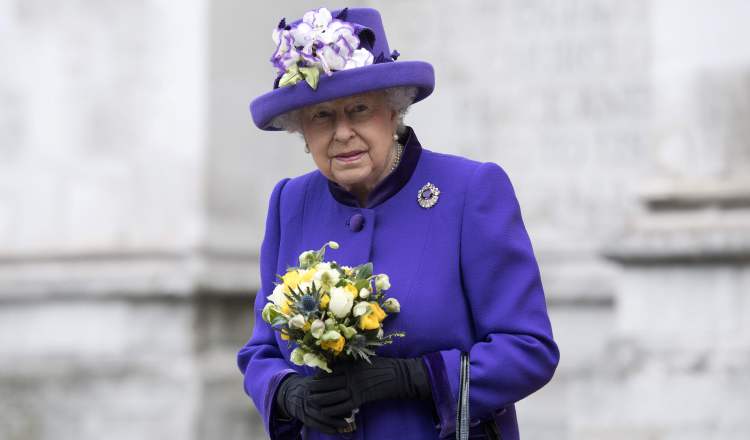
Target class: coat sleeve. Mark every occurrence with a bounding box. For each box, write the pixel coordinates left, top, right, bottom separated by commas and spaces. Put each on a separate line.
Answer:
422, 162, 560, 438
236, 177, 303, 439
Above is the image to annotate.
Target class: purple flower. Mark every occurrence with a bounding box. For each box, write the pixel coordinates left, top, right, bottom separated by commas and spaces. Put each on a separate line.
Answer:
269, 7, 375, 85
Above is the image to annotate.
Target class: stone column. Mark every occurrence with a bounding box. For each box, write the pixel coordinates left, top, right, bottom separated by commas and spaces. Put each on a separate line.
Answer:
0, 1, 265, 439
576, 1, 750, 438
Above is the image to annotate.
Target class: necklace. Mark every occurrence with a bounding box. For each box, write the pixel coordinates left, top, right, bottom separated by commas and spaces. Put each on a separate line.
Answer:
390, 141, 403, 173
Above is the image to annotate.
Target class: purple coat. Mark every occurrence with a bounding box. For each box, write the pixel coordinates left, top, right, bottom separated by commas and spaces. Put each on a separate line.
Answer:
237, 128, 559, 439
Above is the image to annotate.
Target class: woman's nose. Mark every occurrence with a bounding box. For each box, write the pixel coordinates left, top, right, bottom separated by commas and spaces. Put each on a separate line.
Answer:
333, 117, 355, 143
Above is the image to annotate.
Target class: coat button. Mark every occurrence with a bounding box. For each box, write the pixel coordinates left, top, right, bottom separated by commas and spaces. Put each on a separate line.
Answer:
348, 213, 365, 232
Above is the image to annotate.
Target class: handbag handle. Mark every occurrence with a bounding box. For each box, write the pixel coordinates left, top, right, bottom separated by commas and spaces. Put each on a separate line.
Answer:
456, 352, 470, 440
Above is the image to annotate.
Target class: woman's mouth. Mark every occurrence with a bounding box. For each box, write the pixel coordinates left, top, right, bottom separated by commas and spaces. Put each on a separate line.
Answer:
334, 150, 365, 163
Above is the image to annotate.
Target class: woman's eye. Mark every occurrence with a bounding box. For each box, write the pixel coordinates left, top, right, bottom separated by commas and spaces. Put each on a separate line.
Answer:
353, 104, 368, 113
313, 110, 332, 120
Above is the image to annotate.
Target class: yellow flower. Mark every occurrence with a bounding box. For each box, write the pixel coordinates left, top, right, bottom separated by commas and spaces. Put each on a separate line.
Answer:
303, 320, 311, 331
370, 301, 387, 321
344, 283, 358, 298
320, 336, 345, 355
281, 301, 291, 315
283, 269, 315, 293
301, 268, 316, 283
282, 270, 302, 291
280, 331, 290, 341
320, 294, 330, 309
358, 301, 387, 330
359, 314, 380, 330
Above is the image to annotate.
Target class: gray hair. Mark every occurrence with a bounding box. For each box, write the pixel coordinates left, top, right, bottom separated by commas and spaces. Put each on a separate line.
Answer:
269, 86, 419, 134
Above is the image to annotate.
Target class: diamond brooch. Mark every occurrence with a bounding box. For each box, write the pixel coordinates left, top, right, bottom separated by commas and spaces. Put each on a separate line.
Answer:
417, 182, 440, 208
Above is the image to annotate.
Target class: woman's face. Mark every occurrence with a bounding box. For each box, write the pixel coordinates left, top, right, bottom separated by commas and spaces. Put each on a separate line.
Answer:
300, 91, 398, 196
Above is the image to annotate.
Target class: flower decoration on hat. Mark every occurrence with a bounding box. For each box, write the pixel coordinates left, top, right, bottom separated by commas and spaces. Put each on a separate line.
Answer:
271, 7, 376, 90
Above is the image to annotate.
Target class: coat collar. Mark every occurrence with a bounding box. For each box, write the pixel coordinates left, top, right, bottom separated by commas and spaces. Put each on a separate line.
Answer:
326, 126, 423, 208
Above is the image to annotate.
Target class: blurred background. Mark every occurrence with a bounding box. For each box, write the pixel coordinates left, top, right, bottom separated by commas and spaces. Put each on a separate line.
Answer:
1, 0, 749, 439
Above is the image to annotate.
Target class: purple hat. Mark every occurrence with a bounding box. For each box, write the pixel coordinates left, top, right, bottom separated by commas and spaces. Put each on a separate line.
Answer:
250, 7, 435, 131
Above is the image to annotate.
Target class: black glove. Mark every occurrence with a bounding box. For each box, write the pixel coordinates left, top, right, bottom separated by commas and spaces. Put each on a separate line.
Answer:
308, 357, 432, 415
275, 373, 352, 434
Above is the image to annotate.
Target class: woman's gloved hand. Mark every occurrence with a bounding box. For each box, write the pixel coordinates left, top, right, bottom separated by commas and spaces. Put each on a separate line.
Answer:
308, 357, 432, 415
275, 373, 352, 434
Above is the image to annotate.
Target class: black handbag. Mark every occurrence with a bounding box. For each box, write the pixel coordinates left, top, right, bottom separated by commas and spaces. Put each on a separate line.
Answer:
456, 353, 501, 440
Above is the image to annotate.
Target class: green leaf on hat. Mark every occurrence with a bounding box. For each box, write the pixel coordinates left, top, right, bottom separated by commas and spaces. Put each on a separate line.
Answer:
279, 65, 303, 87
299, 66, 320, 90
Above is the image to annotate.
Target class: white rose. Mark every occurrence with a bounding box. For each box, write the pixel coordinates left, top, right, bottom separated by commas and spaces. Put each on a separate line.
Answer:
267, 284, 289, 308
329, 286, 354, 318
358, 288, 370, 299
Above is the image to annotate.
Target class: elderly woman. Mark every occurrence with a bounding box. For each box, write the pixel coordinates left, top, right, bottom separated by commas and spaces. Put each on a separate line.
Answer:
237, 7, 559, 440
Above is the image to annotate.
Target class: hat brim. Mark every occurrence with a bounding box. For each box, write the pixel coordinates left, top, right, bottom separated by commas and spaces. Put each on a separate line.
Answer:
250, 61, 435, 131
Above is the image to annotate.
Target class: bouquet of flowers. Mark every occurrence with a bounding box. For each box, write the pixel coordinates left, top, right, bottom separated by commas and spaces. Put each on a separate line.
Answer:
261, 241, 404, 373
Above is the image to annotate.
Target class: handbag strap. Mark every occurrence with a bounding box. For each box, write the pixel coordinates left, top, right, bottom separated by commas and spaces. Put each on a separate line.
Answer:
456, 352, 470, 440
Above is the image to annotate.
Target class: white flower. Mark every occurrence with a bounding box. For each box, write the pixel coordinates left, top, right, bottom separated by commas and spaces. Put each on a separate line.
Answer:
267, 284, 289, 308
382, 298, 401, 313
329, 286, 354, 318
273, 7, 369, 78
352, 301, 371, 317
328, 241, 339, 250
293, 8, 334, 55
359, 287, 370, 299
303, 7, 333, 30
288, 314, 306, 329
344, 48, 374, 70
261, 302, 275, 323
270, 31, 300, 73
321, 330, 342, 341
310, 319, 325, 339
290, 22, 314, 51
272, 28, 290, 52
322, 49, 346, 70
290, 348, 306, 366
314, 265, 341, 289
280, 45, 301, 70
303, 352, 331, 372
323, 21, 357, 46
375, 274, 391, 291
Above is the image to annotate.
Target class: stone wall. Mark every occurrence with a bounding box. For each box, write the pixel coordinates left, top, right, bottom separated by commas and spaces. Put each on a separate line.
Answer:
1, 1, 748, 439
